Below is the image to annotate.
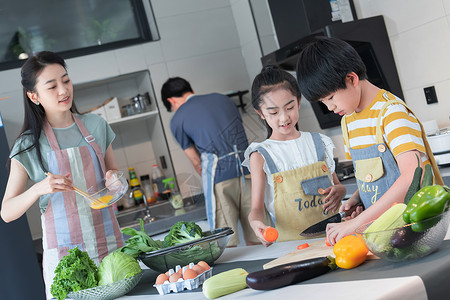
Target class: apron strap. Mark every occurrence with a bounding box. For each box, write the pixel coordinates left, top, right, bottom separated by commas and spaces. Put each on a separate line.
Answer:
43, 120, 61, 151
73, 115, 107, 175
377, 93, 443, 185
43, 114, 107, 176
341, 115, 350, 150
311, 132, 325, 161
254, 147, 278, 174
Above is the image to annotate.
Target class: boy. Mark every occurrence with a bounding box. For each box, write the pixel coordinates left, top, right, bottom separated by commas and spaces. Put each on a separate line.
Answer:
296, 37, 442, 245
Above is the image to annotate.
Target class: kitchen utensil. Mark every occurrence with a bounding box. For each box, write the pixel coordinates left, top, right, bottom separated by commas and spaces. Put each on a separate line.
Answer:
67, 271, 143, 300
85, 171, 128, 209
299, 202, 364, 237
45, 171, 128, 209
138, 227, 233, 272
355, 209, 450, 262
263, 240, 334, 269
45, 172, 104, 207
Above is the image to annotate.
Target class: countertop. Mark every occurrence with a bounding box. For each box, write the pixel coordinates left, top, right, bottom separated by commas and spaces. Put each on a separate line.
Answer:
114, 166, 450, 300
118, 225, 450, 300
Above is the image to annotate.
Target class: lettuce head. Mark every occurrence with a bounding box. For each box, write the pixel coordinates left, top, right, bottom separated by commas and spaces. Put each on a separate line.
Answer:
98, 251, 141, 285
50, 247, 98, 300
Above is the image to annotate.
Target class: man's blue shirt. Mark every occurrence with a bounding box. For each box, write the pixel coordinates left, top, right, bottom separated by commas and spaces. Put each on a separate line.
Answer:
170, 93, 249, 184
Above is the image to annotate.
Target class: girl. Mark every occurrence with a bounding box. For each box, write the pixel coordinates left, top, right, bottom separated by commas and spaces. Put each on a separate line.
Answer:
0, 51, 124, 297
243, 66, 347, 246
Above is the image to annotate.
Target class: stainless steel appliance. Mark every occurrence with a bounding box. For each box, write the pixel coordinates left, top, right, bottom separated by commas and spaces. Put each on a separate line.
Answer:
428, 127, 450, 166
0, 112, 45, 299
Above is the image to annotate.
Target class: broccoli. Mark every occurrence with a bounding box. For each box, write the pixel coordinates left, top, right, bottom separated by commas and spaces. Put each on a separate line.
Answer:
163, 221, 203, 247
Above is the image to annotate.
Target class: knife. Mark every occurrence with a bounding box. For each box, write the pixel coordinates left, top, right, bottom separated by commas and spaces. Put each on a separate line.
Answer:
299, 202, 364, 238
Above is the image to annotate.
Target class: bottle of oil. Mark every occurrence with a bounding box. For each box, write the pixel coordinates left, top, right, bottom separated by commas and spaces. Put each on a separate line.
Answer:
128, 167, 144, 205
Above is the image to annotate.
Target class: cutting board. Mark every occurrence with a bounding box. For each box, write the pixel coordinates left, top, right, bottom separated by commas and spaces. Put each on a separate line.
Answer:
263, 240, 334, 269
263, 240, 378, 269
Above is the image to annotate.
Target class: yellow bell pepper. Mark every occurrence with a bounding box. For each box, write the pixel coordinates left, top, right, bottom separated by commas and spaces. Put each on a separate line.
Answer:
333, 235, 368, 269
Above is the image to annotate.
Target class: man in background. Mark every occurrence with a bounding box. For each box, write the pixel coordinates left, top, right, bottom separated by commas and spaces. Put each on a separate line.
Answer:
161, 77, 268, 246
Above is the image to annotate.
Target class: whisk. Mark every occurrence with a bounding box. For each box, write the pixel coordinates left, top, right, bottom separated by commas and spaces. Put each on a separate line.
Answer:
44, 172, 106, 208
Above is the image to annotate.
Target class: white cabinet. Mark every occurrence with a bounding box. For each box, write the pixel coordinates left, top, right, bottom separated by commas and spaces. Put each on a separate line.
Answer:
73, 70, 176, 183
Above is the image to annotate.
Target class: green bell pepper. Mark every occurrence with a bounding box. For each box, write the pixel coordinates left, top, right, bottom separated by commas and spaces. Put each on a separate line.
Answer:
402, 185, 450, 232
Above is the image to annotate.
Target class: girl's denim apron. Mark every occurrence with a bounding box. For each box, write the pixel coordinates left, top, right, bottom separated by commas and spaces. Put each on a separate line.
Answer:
255, 133, 336, 242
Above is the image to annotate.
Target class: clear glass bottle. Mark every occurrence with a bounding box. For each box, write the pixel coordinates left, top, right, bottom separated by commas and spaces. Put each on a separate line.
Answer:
122, 179, 134, 209
163, 177, 183, 209
140, 174, 156, 204
151, 164, 167, 200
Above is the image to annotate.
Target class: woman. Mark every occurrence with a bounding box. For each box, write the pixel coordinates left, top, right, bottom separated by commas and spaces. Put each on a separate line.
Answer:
0, 51, 124, 298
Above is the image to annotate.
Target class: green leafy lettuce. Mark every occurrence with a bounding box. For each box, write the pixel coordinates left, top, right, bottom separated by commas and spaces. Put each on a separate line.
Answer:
116, 218, 164, 258
50, 247, 98, 300
98, 251, 141, 285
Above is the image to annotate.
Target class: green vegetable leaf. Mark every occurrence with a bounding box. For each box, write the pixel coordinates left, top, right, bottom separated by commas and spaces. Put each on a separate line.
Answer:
98, 252, 141, 286
163, 221, 203, 247
50, 247, 98, 300
116, 218, 162, 258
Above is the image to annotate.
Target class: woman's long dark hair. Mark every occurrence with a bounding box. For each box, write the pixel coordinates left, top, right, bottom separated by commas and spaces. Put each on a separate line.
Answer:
10, 51, 80, 173
251, 65, 301, 138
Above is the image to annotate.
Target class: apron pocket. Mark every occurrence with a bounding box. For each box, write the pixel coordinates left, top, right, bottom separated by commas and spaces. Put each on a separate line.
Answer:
355, 156, 384, 183
301, 175, 332, 195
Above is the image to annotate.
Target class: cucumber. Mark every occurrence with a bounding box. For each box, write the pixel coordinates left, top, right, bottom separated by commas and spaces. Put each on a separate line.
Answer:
421, 164, 433, 187
246, 256, 336, 290
404, 154, 422, 205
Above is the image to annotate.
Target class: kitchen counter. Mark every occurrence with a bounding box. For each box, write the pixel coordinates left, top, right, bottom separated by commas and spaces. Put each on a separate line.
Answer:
119, 225, 450, 300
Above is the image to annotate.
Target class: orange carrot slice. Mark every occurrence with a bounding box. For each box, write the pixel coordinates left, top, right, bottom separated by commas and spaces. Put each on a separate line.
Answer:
263, 227, 279, 242
297, 243, 309, 250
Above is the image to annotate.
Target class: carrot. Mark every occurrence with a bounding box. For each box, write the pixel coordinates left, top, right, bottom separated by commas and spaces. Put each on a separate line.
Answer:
297, 243, 309, 250
263, 227, 279, 242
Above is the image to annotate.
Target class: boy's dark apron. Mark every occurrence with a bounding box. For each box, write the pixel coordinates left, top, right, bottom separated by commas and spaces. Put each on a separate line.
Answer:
256, 133, 337, 242
341, 94, 443, 209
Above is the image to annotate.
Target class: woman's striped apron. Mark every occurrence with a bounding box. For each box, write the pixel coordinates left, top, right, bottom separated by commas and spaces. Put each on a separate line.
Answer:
41, 115, 123, 298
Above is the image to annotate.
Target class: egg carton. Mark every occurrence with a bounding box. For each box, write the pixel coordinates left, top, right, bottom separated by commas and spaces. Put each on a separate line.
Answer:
153, 263, 213, 295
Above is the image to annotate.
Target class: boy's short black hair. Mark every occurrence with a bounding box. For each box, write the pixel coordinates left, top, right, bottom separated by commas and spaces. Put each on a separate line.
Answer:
161, 77, 194, 112
296, 36, 367, 103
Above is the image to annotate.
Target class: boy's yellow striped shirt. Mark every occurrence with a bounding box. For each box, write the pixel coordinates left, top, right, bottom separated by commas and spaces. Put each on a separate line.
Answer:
344, 90, 428, 164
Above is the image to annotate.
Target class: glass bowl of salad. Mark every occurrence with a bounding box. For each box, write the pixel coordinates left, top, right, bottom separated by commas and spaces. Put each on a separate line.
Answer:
138, 227, 233, 272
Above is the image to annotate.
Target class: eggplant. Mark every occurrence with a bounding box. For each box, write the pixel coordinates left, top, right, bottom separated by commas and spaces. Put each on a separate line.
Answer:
246, 256, 336, 290
390, 226, 424, 248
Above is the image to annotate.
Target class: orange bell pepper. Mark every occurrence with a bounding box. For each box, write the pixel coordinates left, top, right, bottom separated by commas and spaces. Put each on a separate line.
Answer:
333, 235, 368, 269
